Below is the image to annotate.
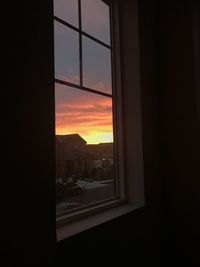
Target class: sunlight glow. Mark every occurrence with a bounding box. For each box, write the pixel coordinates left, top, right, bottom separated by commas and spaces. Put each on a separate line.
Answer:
55, 83, 114, 144
56, 127, 113, 144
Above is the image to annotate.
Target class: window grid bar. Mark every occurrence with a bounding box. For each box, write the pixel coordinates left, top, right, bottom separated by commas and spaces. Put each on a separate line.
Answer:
109, 3, 118, 198
55, 78, 113, 98
54, 16, 111, 49
78, 0, 83, 86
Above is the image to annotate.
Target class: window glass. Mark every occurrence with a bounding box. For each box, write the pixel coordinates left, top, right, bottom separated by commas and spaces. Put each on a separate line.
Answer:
55, 83, 115, 214
82, 36, 112, 94
54, 21, 80, 84
54, 0, 117, 217
54, 0, 79, 27
81, 0, 110, 44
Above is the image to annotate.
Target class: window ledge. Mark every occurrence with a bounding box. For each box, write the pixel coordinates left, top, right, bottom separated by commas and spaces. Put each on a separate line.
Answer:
56, 202, 144, 241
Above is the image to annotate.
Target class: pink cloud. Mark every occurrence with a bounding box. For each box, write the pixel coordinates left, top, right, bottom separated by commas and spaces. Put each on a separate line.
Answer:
55, 82, 113, 141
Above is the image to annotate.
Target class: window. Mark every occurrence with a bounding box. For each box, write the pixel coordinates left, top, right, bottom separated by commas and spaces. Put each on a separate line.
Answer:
54, 0, 145, 240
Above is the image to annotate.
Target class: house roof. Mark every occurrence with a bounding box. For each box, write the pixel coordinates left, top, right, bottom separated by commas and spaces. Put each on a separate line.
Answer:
56, 134, 87, 145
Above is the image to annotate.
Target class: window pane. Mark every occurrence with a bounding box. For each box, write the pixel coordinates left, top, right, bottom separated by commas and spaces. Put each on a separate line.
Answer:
54, 0, 78, 27
54, 21, 80, 84
55, 83, 115, 214
81, 0, 110, 45
82, 36, 112, 94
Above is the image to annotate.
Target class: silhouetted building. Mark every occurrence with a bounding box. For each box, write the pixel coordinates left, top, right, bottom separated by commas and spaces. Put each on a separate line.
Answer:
84, 143, 114, 179
56, 134, 114, 182
56, 134, 90, 180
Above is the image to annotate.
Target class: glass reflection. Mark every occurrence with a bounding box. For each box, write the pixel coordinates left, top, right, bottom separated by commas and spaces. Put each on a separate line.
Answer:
54, 0, 78, 27
81, 0, 110, 45
82, 36, 112, 94
55, 83, 115, 214
54, 21, 80, 84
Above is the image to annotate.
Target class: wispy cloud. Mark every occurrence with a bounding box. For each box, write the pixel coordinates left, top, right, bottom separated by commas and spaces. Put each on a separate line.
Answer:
55, 83, 113, 144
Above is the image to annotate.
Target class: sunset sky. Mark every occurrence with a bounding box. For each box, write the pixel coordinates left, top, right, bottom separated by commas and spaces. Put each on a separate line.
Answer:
54, 0, 113, 144
55, 83, 113, 144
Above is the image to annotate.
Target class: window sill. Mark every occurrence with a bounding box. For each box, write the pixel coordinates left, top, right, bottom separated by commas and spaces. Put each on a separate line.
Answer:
56, 202, 144, 241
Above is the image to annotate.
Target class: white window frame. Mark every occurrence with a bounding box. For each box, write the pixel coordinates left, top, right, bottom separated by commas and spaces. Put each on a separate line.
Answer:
56, 0, 145, 241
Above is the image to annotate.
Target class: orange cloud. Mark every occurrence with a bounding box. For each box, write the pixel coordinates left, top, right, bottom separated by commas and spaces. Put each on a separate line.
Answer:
55, 83, 113, 144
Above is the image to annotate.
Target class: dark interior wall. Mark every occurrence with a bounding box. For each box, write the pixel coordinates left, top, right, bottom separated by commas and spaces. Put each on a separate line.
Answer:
2, 0, 165, 266
159, 0, 200, 265
2, 1, 56, 266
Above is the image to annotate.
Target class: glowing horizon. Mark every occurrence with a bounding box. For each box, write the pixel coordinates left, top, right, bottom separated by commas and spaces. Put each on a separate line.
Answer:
55, 130, 113, 145
55, 83, 114, 145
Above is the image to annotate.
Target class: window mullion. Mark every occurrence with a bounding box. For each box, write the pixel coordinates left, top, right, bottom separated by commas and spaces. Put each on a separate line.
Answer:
78, 0, 83, 87
55, 78, 113, 98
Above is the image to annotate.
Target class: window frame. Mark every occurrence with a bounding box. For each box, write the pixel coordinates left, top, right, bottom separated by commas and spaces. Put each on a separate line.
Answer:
55, 0, 145, 241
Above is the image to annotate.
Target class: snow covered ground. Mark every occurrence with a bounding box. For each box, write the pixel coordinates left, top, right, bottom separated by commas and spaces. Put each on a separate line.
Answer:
56, 179, 114, 215
77, 179, 108, 190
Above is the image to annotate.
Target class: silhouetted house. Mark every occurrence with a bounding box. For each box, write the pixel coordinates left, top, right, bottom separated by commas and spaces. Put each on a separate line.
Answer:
84, 143, 114, 180
84, 143, 113, 160
56, 135, 114, 181
56, 134, 94, 181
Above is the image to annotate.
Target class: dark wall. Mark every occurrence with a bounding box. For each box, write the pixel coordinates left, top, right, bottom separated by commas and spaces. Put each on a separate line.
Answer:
159, 0, 200, 265
2, 1, 56, 266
